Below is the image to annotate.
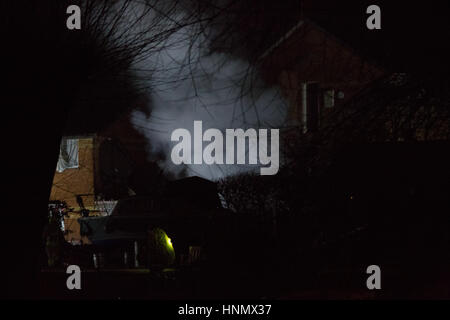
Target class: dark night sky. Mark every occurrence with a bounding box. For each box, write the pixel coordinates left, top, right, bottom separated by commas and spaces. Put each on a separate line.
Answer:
301, 0, 450, 73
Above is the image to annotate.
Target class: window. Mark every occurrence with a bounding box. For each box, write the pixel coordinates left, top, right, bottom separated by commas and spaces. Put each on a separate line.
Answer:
323, 89, 335, 109
301, 82, 320, 133
56, 138, 79, 172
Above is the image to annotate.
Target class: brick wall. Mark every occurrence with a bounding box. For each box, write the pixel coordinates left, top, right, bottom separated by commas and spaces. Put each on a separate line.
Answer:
262, 20, 386, 130
49, 137, 95, 210
49, 137, 95, 243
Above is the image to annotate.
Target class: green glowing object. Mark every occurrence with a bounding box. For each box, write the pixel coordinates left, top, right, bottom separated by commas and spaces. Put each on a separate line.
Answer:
166, 236, 173, 248
148, 228, 175, 267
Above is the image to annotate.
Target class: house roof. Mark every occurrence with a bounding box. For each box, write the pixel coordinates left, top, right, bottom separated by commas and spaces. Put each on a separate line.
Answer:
259, 18, 386, 90
259, 19, 306, 61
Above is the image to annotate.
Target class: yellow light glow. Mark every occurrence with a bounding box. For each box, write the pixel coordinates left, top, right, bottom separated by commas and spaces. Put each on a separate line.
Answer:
166, 236, 172, 247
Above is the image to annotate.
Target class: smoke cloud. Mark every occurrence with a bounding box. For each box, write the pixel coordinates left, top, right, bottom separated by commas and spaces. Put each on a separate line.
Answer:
122, 2, 288, 180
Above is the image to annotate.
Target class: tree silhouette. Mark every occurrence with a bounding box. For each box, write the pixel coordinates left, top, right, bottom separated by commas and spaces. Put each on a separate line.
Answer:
2, 0, 450, 298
